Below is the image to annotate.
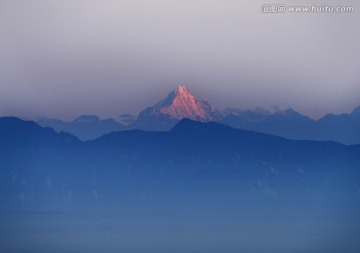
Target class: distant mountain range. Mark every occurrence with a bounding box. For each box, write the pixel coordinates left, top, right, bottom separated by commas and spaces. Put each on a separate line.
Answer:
37, 115, 127, 141
37, 85, 222, 139
221, 106, 360, 145
36, 85, 360, 144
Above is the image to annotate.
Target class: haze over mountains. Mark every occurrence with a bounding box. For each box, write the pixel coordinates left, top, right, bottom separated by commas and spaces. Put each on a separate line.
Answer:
36, 85, 360, 144
2, 1, 359, 251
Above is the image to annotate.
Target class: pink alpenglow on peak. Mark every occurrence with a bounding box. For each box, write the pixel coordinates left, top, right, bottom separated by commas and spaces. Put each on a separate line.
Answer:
136, 85, 222, 129
156, 85, 221, 121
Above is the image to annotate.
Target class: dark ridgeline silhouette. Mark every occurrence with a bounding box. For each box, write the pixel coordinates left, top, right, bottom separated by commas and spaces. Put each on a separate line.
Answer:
1, 116, 359, 208
1, 116, 360, 253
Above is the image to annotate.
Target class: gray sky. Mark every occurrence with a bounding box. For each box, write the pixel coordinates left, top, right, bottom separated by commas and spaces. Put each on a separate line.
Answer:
1, 0, 359, 120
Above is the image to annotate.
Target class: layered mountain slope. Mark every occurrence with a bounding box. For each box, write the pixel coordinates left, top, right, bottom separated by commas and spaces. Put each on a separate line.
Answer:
1, 117, 360, 253
1, 117, 359, 203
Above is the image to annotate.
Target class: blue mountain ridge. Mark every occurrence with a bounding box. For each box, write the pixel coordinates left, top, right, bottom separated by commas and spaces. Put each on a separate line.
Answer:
1, 116, 359, 208
1, 117, 360, 253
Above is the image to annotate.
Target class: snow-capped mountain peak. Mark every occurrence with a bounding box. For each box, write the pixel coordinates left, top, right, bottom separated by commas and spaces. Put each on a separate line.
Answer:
150, 85, 220, 121
175, 85, 190, 94
134, 85, 222, 130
